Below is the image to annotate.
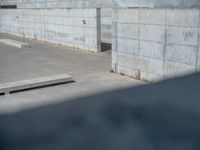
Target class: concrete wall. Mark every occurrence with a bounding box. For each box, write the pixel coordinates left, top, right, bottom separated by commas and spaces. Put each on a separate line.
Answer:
15, 0, 121, 9
15, 0, 200, 9
11, 0, 200, 46
0, 0, 17, 6
0, 8, 101, 52
101, 8, 112, 44
14, 1, 113, 44
0, 0, 113, 45
1, 1, 200, 81
112, 8, 200, 82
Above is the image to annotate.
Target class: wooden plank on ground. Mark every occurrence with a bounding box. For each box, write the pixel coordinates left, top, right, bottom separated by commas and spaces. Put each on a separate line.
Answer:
0, 39, 31, 48
0, 74, 73, 95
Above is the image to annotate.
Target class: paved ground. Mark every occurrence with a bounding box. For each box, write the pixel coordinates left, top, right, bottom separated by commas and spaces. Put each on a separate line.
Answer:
0, 72, 199, 150
0, 33, 144, 114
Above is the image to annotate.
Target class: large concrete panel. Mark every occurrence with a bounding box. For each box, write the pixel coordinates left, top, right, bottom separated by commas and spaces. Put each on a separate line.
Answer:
13, 0, 200, 8
117, 9, 139, 23
139, 41, 164, 59
167, 9, 199, 27
134, 56, 164, 76
140, 25, 165, 42
112, 8, 200, 82
101, 8, 112, 44
167, 26, 198, 46
118, 23, 139, 39
166, 44, 197, 65
117, 38, 139, 55
165, 61, 196, 78
0, 8, 101, 53
140, 9, 166, 25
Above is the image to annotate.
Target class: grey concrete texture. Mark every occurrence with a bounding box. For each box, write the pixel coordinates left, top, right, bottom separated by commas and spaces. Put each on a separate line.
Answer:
0, 8, 101, 53
4, 0, 200, 8
0, 0, 17, 5
0, 71, 200, 150
101, 8, 112, 44
112, 8, 200, 82
0, 74, 73, 95
0, 39, 31, 48
0, 33, 143, 114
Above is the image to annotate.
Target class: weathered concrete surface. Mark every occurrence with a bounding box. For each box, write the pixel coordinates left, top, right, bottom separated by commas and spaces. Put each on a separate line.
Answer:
0, 0, 17, 6
13, 0, 200, 8
0, 74, 73, 95
0, 71, 199, 150
0, 33, 143, 114
0, 8, 101, 53
0, 39, 31, 48
112, 8, 200, 82
101, 8, 112, 44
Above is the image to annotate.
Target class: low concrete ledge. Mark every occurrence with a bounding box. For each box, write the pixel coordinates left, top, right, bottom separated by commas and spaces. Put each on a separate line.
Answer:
0, 74, 73, 95
0, 39, 31, 48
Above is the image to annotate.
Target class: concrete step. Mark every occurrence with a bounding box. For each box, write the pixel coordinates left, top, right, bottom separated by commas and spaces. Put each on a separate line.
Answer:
0, 39, 31, 48
0, 74, 73, 95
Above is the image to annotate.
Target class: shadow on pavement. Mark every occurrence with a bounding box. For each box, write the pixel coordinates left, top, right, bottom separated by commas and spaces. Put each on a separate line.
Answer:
0, 73, 200, 150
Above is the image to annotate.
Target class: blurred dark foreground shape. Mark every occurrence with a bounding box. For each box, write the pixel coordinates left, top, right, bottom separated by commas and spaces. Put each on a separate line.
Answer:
0, 73, 200, 150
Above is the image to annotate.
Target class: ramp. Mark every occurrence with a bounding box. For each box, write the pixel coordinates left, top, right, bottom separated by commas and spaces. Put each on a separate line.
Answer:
0, 74, 73, 95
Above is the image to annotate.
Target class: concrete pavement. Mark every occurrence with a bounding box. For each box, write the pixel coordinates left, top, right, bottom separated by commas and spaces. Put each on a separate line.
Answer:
0, 33, 144, 114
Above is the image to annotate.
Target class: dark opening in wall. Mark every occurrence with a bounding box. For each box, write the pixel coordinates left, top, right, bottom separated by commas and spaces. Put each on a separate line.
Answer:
0, 5, 17, 9
101, 43, 112, 52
